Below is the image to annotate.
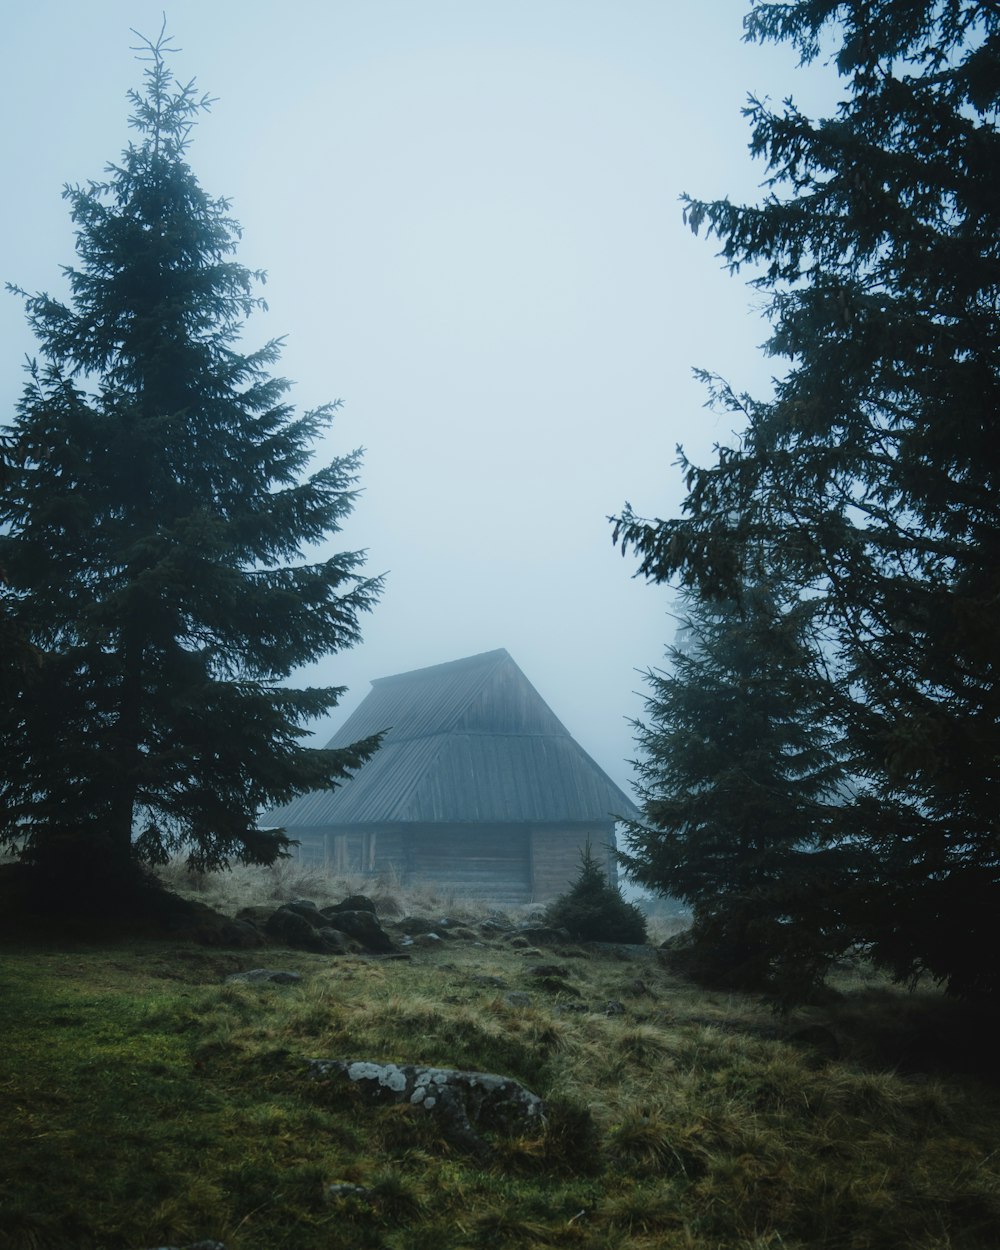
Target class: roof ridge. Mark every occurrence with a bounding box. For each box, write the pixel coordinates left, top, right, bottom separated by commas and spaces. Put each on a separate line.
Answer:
370, 648, 509, 687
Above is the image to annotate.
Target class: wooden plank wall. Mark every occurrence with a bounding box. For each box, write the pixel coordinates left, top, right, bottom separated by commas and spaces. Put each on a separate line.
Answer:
530, 824, 617, 900
290, 828, 405, 876
293, 822, 618, 905
405, 824, 531, 904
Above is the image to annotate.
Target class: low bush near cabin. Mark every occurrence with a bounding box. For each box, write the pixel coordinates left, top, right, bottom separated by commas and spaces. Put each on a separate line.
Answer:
544, 842, 648, 944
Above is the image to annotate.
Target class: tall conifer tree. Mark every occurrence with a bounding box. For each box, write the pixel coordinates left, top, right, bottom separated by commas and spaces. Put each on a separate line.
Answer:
0, 30, 382, 885
622, 585, 851, 999
615, 1, 999, 997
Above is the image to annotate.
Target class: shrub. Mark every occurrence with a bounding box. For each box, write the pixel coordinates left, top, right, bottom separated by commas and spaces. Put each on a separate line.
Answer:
545, 843, 647, 945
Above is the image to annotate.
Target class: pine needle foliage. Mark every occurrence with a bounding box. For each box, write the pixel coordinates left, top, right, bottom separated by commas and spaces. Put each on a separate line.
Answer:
622, 584, 853, 1001
545, 841, 648, 944
0, 27, 382, 887
613, 1, 1000, 999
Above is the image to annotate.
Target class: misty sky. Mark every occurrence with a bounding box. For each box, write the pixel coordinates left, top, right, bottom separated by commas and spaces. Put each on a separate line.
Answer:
2, 2, 840, 795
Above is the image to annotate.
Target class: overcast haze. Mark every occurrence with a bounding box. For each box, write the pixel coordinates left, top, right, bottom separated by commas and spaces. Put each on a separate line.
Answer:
2, 2, 839, 796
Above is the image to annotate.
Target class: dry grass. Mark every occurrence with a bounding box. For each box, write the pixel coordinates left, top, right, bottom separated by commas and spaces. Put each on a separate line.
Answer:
2, 881, 999, 1250
154, 855, 544, 929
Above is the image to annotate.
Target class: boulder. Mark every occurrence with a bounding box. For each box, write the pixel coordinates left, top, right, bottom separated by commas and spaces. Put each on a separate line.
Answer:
315, 926, 362, 955
308, 1058, 543, 1156
265, 906, 327, 950
194, 918, 265, 949
234, 905, 276, 928
326, 1182, 370, 1203
279, 899, 323, 924
323, 894, 378, 916
324, 908, 396, 953
225, 969, 302, 985
394, 915, 446, 935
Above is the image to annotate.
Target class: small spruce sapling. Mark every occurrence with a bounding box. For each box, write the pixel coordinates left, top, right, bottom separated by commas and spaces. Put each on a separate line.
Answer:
545, 842, 647, 945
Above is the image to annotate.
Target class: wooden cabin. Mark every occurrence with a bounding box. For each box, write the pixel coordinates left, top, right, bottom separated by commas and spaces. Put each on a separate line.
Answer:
265, 648, 637, 903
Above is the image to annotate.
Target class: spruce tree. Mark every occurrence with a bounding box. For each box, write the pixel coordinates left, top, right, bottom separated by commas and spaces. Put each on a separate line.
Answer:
621, 585, 851, 999
614, 2, 999, 997
545, 841, 647, 945
0, 30, 382, 889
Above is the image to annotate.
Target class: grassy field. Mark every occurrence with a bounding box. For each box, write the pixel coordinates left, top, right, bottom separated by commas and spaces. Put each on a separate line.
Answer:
2, 865, 999, 1250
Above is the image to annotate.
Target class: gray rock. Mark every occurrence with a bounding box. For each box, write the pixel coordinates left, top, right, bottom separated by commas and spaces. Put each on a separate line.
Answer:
234, 905, 275, 927
195, 919, 264, 949
326, 909, 396, 953
265, 907, 327, 950
394, 915, 444, 935
323, 894, 378, 916
308, 1058, 543, 1156
279, 899, 323, 924
504, 991, 533, 1007
225, 968, 302, 985
315, 926, 361, 955
326, 1182, 370, 1202
229, 919, 266, 948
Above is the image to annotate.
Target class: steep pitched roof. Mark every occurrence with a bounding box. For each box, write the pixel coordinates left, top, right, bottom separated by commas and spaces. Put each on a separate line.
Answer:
268, 648, 636, 828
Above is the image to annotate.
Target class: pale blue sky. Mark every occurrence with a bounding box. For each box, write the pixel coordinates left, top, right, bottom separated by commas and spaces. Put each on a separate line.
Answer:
2, 2, 839, 793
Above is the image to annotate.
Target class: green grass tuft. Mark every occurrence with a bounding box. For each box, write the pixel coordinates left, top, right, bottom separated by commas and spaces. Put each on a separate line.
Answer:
2, 897, 1000, 1250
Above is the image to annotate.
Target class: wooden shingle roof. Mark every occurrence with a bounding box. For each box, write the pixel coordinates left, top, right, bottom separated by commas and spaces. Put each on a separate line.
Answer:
267, 649, 636, 828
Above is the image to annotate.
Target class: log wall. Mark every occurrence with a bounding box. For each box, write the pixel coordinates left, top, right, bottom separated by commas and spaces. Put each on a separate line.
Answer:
529, 823, 617, 901
292, 821, 618, 904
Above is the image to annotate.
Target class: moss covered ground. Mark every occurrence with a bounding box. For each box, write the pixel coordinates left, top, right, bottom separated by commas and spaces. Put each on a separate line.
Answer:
2, 883, 999, 1249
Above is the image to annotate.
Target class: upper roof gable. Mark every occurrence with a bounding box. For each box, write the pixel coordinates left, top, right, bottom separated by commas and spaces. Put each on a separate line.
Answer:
324, 648, 569, 745
268, 649, 636, 828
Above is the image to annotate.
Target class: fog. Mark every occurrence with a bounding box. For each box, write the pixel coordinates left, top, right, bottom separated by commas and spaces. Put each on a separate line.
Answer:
1, 2, 837, 795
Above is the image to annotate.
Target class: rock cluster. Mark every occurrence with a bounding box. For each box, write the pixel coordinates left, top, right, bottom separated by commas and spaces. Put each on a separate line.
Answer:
308, 1058, 544, 1156
193, 894, 400, 956
198, 894, 654, 978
